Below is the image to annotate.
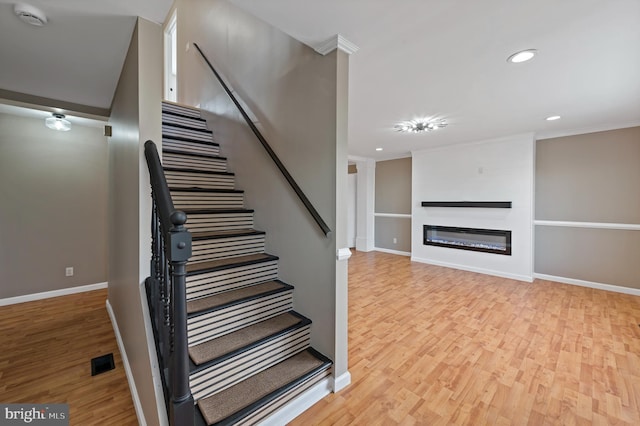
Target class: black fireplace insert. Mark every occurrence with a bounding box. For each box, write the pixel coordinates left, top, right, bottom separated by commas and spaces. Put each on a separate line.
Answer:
423, 225, 512, 255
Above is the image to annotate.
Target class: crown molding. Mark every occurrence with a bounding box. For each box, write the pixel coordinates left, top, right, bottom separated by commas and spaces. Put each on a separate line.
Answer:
314, 34, 359, 56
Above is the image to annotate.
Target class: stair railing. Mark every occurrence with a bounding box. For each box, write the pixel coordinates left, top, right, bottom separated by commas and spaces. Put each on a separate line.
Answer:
193, 42, 332, 237
144, 140, 194, 425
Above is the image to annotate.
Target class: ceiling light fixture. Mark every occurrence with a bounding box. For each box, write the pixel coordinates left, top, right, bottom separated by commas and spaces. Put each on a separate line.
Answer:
395, 118, 447, 133
376, 147, 383, 151
14, 3, 48, 27
45, 113, 71, 131
507, 49, 537, 63
545, 115, 561, 121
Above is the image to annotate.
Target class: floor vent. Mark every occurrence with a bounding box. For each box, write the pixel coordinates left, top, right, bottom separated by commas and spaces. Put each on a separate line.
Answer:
91, 353, 115, 376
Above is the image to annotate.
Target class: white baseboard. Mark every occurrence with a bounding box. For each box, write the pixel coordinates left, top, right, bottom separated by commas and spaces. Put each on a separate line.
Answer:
411, 256, 533, 283
333, 371, 351, 392
533, 273, 640, 296
374, 247, 411, 257
260, 376, 332, 426
0, 282, 108, 306
106, 300, 147, 426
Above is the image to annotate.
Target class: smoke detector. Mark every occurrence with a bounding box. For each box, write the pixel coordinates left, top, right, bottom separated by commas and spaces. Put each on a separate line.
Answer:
14, 3, 48, 27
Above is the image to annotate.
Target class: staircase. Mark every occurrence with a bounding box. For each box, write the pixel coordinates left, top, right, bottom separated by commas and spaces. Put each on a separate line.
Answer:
158, 101, 332, 425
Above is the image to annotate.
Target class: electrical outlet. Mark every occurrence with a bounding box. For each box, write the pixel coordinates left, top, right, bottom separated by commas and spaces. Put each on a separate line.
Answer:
65, 267, 74, 277
393, 237, 397, 244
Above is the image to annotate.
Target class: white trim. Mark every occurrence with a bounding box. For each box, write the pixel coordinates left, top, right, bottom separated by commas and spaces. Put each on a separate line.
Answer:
534, 273, 640, 297
375, 152, 413, 162
374, 213, 411, 218
375, 247, 411, 257
337, 247, 352, 261
314, 34, 359, 55
139, 283, 169, 426
535, 121, 640, 140
333, 371, 352, 392
355, 236, 374, 252
106, 299, 147, 426
534, 220, 640, 231
260, 376, 332, 426
0, 282, 108, 306
411, 256, 533, 282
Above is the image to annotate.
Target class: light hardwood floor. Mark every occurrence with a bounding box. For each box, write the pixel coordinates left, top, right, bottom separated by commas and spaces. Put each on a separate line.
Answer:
0, 289, 138, 425
3, 252, 640, 425
291, 250, 640, 425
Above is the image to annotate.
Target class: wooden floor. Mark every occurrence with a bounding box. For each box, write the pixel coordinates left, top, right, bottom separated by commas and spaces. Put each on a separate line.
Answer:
3, 253, 640, 426
291, 250, 640, 425
0, 289, 138, 425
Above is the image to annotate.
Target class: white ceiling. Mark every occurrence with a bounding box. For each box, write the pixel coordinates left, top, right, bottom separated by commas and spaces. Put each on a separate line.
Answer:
230, 0, 640, 159
0, 0, 638, 159
0, 0, 172, 109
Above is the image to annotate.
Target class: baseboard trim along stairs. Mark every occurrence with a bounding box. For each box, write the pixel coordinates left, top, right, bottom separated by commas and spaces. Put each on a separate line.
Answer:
154, 101, 333, 425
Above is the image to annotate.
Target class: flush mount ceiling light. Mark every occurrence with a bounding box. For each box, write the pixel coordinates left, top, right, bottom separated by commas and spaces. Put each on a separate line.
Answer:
376, 147, 383, 151
45, 113, 71, 131
507, 49, 537, 63
395, 118, 447, 133
14, 3, 48, 27
545, 115, 561, 121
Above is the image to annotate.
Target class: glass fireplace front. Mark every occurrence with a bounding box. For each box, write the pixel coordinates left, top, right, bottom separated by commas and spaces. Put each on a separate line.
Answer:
423, 225, 512, 255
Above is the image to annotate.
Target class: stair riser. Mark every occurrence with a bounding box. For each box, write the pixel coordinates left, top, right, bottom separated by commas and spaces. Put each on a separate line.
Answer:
162, 103, 201, 118
190, 327, 311, 401
162, 113, 209, 130
186, 213, 254, 233
163, 138, 220, 157
163, 154, 227, 173
163, 125, 212, 142
172, 192, 244, 210
188, 293, 294, 346
186, 261, 278, 300
165, 172, 235, 190
191, 236, 266, 263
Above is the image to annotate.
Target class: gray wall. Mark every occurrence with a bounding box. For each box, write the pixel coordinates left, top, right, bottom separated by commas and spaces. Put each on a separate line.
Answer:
374, 157, 411, 252
174, 0, 348, 379
536, 127, 640, 223
535, 126, 640, 289
0, 112, 107, 299
107, 18, 165, 425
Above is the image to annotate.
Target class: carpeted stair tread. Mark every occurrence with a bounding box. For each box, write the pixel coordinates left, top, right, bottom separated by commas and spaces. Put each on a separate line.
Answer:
163, 122, 213, 134
181, 208, 255, 214
163, 148, 226, 160
189, 312, 304, 365
197, 349, 326, 425
186, 253, 277, 274
187, 280, 287, 314
163, 167, 234, 176
162, 109, 207, 122
170, 187, 243, 194
191, 229, 264, 240
163, 136, 219, 147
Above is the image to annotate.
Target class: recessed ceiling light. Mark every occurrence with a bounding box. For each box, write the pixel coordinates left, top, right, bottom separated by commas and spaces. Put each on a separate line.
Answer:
546, 115, 561, 121
395, 118, 447, 133
376, 147, 383, 151
507, 49, 537, 63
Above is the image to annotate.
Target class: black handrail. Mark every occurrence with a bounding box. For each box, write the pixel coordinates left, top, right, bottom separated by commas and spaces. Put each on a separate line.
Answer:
144, 140, 194, 426
193, 42, 332, 237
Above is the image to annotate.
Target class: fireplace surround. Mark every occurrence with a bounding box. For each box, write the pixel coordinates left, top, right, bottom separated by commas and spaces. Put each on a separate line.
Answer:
423, 225, 512, 255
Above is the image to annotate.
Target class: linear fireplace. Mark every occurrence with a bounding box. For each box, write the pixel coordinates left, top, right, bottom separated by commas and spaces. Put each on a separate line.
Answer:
423, 225, 512, 255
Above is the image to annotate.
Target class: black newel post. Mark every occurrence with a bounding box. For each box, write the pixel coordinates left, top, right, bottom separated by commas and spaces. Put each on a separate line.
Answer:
167, 210, 194, 425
